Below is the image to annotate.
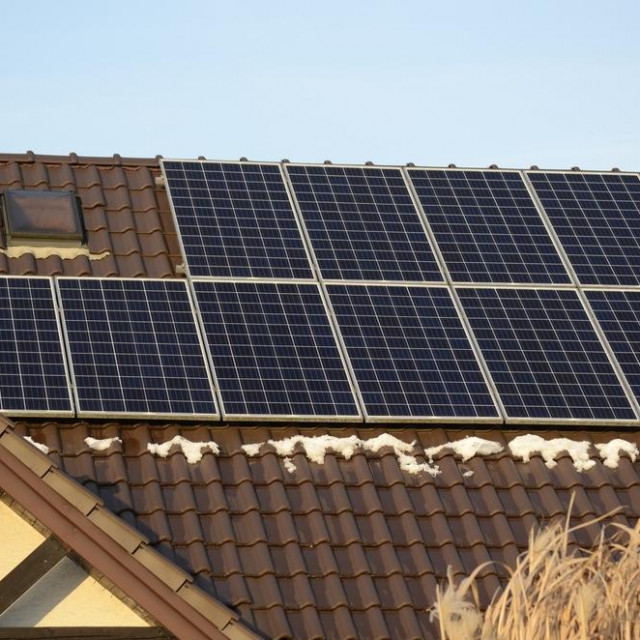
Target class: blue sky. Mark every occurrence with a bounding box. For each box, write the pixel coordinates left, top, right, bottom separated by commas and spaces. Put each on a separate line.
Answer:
2, 1, 639, 169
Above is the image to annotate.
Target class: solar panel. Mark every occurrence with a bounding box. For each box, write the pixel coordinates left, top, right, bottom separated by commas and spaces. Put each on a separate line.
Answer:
58, 278, 218, 419
527, 172, 640, 286
162, 160, 313, 279
193, 280, 361, 420
326, 284, 499, 421
407, 169, 570, 284
0, 277, 72, 416
587, 290, 640, 407
286, 164, 443, 281
457, 288, 636, 423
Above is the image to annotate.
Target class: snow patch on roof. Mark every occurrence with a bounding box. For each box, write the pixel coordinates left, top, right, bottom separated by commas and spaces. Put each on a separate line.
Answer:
509, 434, 595, 472
23, 436, 49, 455
283, 457, 297, 473
241, 443, 262, 457
242, 433, 439, 476
595, 439, 639, 469
84, 436, 122, 452
0, 246, 109, 261
147, 435, 219, 464
424, 436, 503, 462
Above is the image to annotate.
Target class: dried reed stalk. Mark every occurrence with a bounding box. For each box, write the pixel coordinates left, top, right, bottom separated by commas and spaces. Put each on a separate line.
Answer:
430, 504, 640, 640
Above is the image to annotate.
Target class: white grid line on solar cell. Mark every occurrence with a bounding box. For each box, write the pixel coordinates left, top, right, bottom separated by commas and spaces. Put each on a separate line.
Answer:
457, 287, 636, 423
407, 169, 571, 284
285, 164, 444, 282
527, 172, 640, 286
587, 290, 640, 405
326, 284, 500, 421
193, 280, 361, 420
163, 160, 314, 279
0, 277, 73, 415
57, 278, 219, 419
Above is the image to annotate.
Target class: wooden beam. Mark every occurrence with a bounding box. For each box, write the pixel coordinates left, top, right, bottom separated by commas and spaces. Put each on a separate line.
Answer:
0, 536, 67, 614
0, 629, 171, 639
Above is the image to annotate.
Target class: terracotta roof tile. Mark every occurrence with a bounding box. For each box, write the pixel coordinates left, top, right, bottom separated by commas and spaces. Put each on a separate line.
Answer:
374, 574, 414, 609
318, 607, 358, 639
104, 185, 133, 211
105, 207, 137, 233
252, 605, 293, 640
349, 608, 389, 640
130, 186, 160, 213
169, 510, 205, 545
11, 253, 37, 274
0, 161, 23, 186
202, 513, 238, 546
21, 162, 50, 187
286, 608, 325, 640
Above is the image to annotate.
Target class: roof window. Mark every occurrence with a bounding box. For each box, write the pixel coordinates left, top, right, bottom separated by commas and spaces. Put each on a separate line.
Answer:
2, 190, 85, 245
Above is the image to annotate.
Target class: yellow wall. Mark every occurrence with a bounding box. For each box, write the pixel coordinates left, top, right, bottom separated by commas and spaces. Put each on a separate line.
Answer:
0, 502, 46, 579
0, 503, 149, 627
0, 558, 150, 627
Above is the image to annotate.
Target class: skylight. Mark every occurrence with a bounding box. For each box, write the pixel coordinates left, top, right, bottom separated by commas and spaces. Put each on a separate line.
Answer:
2, 189, 85, 245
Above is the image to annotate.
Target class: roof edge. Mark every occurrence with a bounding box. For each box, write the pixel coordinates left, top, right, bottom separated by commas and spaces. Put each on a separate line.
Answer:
0, 419, 261, 640
0, 151, 161, 167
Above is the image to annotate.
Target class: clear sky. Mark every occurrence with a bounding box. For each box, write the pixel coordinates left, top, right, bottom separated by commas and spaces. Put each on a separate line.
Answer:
2, 1, 639, 170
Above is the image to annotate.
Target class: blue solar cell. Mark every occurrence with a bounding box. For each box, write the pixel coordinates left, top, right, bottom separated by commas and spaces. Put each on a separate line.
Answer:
408, 169, 570, 284
587, 290, 640, 406
163, 161, 313, 279
458, 288, 635, 422
286, 165, 443, 281
528, 172, 640, 286
58, 279, 218, 418
193, 281, 360, 419
0, 277, 71, 415
327, 284, 498, 419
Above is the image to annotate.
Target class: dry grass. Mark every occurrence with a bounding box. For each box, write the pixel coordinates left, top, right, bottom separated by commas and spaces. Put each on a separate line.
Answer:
430, 506, 640, 640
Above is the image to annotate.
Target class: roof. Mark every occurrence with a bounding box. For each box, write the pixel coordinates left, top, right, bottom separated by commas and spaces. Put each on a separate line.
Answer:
0, 152, 639, 640
11, 419, 640, 640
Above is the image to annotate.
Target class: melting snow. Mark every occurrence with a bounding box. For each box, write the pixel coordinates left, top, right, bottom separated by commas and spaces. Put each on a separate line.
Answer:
509, 434, 595, 472
283, 457, 297, 473
23, 436, 49, 455
424, 436, 503, 462
84, 436, 122, 452
241, 443, 262, 457
595, 439, 639, 469
242, 433, 439, 476
0, 245, 109, 261
147, 435, 220, 464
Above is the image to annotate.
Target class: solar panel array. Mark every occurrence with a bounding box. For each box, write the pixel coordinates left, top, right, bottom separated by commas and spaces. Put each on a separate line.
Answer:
6, 162, 640, 425
58, 278, 218, 419
457, 288, 635, 422
162, 161, 313, 279
528, 172, 640, 286
193, 281, 360, 419
285, 165, 443, 282
327, 284, 498, 420
0, 277, 72, 416
587, 290, 640, 403
408, 169, 571, 284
